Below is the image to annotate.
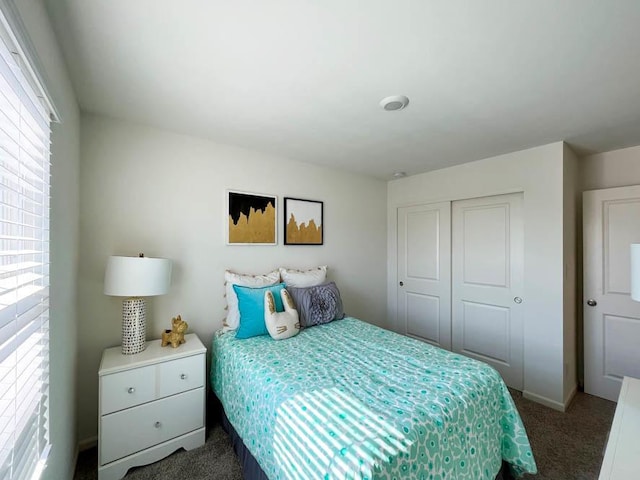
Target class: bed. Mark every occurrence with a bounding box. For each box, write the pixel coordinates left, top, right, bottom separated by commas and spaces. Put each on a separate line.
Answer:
211, 317, 537, 479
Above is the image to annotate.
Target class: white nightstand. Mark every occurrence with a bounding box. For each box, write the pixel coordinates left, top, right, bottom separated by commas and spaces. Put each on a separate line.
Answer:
98, 333, 206, 480
599, 376, 640, 479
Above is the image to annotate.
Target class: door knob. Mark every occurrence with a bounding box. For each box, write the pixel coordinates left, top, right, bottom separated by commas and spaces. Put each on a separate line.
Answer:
399, 281, 404, 287
513, 297, 523, 304
587, 299, 597, 307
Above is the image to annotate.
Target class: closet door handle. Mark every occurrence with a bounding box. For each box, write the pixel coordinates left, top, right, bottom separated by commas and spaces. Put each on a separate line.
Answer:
587, 299, 597, 307
399, 281, 404, 287
513, 297, 523, 304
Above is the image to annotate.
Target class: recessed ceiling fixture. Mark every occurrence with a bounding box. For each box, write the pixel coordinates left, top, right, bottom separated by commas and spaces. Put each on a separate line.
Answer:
392, 171, 407, 179
380, 95, 410, 111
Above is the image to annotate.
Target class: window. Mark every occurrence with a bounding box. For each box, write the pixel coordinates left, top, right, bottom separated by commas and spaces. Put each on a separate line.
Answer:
0, 9, 52, 480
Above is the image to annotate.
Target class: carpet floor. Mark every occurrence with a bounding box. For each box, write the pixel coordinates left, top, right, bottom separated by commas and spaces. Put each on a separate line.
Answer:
75, 390, 615, 480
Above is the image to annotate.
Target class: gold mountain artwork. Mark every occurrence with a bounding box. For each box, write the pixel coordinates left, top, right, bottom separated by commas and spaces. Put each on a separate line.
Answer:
228, 203, 276, 243
286, 213, 322, 244
227, 191, 276, 244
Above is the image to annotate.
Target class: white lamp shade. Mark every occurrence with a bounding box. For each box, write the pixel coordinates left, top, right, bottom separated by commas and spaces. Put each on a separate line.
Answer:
104, 255, 172, 297
632, 244, 640, 301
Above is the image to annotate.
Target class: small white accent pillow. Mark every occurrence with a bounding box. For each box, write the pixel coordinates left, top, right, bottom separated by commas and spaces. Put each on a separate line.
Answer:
264, 289, 300, 340
224, 269, 280, 331
279, 265, 327, 287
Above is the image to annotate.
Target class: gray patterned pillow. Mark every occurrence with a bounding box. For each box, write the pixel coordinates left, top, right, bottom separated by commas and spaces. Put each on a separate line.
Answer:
286, 282, 345, 327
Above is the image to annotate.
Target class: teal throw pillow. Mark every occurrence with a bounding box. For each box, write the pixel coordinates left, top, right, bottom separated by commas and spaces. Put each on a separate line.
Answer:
234, 283, 285, 339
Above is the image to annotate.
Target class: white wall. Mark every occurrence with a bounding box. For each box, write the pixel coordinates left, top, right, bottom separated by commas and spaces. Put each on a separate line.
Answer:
563, 144, 579, 403
14, 1, 81, 478
580, 145, 640, 191
387, 142, 574, 409
77, 114, 387, 442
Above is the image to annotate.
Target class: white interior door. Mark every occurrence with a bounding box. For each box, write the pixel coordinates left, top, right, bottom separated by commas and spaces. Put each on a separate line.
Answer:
452, 193, 524, 389
584, 185, 640, 402
397, 202, 451, 350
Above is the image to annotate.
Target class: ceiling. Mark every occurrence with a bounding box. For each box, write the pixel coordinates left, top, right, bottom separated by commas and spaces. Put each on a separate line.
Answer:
45, 1, 640, 179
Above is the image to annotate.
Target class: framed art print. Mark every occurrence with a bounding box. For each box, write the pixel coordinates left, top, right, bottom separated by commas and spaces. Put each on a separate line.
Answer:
227, 190, 277, 245
284, 197, 323, 245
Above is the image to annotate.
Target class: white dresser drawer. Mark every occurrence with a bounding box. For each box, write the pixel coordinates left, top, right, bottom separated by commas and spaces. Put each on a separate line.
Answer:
100, 387, 204, 465
101, 364, 155, 415
157, 354, 204, 398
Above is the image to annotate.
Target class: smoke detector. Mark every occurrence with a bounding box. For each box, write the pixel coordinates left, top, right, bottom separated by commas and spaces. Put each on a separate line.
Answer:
380, 95, 410, 111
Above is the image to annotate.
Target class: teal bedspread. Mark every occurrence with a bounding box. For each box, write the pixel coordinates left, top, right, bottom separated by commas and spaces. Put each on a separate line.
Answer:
212, 317, 537, 480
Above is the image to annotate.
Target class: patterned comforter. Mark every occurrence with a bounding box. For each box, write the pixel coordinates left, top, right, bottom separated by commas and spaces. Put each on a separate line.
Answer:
211, 317, 537, 479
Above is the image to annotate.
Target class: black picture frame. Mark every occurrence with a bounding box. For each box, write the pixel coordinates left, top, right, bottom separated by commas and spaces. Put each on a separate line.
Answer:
283, 197, 323, 245
226, 190, 277, 245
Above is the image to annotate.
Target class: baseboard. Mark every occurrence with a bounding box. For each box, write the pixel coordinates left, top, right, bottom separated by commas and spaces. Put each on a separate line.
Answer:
522, 390, 568, 412
77, 435, 98, 452
563, 384, 578, 410
72, 437, 97, 480
71, 445, 79, 480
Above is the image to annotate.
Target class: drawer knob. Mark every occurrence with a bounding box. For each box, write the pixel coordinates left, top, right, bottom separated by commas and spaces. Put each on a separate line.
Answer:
154, 421, 161, 428
180, 374, 187, 380
127, 387, 135, 394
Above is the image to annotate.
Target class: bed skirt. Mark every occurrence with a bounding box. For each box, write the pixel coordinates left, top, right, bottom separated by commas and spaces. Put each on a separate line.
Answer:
214, 394, 514, 480
221, 405, 270, 480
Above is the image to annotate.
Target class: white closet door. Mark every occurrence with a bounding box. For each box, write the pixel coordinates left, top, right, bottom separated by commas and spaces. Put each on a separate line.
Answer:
397, 202, 451, 350
584, 185, 640, 402
452, 193, 524, 389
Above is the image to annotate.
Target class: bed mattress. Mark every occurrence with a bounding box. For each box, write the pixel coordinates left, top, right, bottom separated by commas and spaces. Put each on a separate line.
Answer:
211, 317, 537, 479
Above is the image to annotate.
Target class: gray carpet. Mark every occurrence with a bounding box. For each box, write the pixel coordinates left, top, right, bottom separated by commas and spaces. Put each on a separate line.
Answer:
75, 390, 615, 480
512, 390, 615, 480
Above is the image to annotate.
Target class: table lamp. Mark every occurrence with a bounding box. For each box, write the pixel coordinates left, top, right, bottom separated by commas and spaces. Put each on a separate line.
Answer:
104, 253, 172, 354
632, 244, 640, 302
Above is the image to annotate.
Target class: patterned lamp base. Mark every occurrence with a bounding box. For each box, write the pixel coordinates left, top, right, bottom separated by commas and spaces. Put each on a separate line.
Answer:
122, 297, 147, 355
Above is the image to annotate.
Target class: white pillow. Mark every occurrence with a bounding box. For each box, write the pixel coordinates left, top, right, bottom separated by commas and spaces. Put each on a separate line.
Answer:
279, 265, 327, 287
264, 289, 300, 340
223, 269, 280, 331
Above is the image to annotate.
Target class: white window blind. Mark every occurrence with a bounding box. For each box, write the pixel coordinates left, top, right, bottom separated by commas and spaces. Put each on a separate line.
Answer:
0, 12, 51, 480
